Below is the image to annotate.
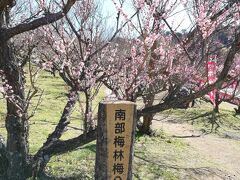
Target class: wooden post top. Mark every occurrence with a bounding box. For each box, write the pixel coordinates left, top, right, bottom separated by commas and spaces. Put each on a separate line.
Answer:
100, 100, 136, 105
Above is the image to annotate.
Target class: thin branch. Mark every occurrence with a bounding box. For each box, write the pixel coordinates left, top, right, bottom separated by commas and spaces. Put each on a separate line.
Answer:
1, 0, 77, 41
90, 9, 139, 58
27, 89, 44, 120
32, 129, 96, 176
162, 18, 194, 63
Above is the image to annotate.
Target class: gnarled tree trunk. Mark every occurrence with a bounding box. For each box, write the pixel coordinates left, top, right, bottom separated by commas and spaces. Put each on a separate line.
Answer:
140, 94, 155, 135
0, 134, 8, 178
139, 37, 157, 135
84, 89, 94, 135
0, 8, 30, 178
0, 40, 30, 180
214, 91, 220, 113
0, 1, 79, 178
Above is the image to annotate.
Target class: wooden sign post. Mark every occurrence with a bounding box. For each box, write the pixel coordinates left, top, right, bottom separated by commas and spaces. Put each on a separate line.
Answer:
95, 101, 136, 180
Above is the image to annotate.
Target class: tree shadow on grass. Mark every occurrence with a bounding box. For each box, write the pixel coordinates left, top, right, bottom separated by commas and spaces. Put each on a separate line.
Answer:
79, 143, 96, 153
35, 144, 96, 180
36, 175, 93, 180
187, 110, 240, 134
134, 154, 235, 180
34, 174, 89, 180
181, 111, 222, 133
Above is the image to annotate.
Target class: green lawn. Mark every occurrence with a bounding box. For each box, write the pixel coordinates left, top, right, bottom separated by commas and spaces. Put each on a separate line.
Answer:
161, 101, 240, 135
1, 72, 240, 179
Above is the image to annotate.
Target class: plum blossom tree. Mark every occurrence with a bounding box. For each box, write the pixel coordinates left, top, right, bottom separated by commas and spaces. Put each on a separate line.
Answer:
104, 0, 240, 134
0, 0, 80, 179
137, 0, 240, 116
34, 0, 140, 133
35, 0, 106, 134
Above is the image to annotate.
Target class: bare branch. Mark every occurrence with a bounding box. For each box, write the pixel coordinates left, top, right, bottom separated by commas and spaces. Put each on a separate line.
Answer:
90, 9, 139, 58
162, 18, 194, 63
1, 0, 77, 41
32, 129, 96, 176
38, 90, 79, 148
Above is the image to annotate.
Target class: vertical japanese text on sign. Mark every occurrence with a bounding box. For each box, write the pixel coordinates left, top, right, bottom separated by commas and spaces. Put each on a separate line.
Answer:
106, 103, 135, 180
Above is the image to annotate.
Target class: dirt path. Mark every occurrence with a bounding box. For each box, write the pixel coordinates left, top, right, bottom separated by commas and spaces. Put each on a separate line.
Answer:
152, 116, 240, 180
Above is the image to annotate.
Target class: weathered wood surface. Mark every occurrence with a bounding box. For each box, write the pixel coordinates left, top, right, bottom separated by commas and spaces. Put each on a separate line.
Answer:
95, 101, 136, 180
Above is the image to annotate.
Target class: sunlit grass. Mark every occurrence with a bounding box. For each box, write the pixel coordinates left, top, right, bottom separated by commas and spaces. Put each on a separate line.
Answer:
161, 100, 240, 134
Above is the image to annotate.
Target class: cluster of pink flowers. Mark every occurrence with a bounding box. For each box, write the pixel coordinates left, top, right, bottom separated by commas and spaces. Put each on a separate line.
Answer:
0, 71, 23, 116
195, 0, 237, 39
135, 0, 145, 9
232, 3, 240, 26
196, 2, 217, 39
111, 0, 129, 21
0, 71, 14, 98
39, 0, 45, 8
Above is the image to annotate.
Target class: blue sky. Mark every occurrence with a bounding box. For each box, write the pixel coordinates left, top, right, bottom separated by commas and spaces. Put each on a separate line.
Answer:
101, 0, 192, 32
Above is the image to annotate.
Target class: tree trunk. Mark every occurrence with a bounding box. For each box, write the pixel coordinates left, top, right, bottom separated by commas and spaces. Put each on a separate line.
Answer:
32, 90, 79, 177
140, 94, 155, 135
84, 89, 94, 135
234, 106, 240, 115
0, 8, 30, 179
0, 41, 30, 179
139, 34, 157, 135
214, 91, 220, 113
0, 134, 8, 178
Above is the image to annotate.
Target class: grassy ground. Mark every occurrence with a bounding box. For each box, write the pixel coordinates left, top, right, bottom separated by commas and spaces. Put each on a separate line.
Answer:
0, 72, 240, 179
161, 101, 240, 135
